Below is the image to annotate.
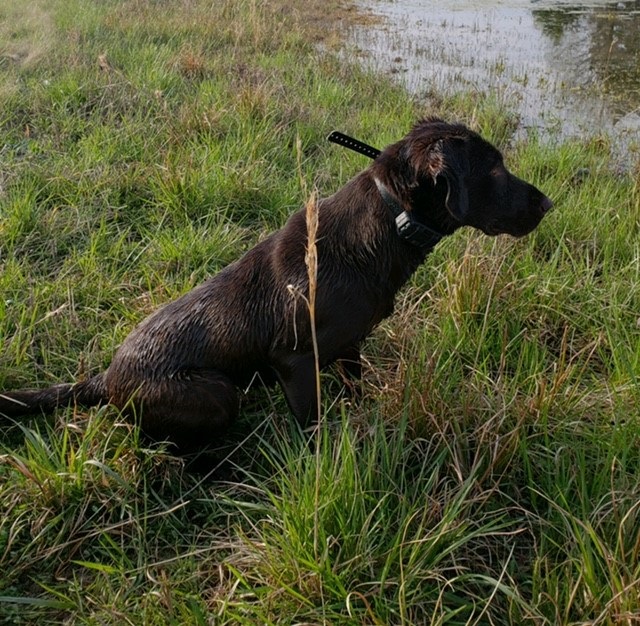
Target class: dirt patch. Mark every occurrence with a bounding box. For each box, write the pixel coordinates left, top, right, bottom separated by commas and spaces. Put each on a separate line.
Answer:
286, 0, 382, 48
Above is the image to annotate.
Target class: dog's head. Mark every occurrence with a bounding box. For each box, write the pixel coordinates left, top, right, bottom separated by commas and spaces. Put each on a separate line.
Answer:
373, 118, 553, 238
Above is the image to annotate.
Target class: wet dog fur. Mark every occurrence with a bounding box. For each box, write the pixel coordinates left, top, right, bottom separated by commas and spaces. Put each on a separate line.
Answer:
0, 118, 553, 451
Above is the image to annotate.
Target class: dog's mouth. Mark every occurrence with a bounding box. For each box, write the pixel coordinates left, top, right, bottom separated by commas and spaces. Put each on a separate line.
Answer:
481, 195, 553, 238
480, 220, 501, 236
480, 218, 515, 237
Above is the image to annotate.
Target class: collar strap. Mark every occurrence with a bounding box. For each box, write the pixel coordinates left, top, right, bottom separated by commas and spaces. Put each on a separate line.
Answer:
326, 131, 381, 160
374, 177, 444, 251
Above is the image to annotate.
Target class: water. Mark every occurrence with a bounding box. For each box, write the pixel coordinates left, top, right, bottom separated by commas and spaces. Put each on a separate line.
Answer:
351, 0, 640, 163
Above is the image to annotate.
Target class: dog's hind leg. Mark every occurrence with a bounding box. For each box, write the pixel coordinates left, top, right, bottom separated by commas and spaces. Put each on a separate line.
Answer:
133, 369, 239, 452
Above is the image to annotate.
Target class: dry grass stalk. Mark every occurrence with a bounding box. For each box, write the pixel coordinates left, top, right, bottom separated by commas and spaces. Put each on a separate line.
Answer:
304, 190, 321, 425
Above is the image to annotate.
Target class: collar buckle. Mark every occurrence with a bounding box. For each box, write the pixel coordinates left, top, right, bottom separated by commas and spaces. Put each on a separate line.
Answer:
374, 178, 443, 251
394, 211, 443, 250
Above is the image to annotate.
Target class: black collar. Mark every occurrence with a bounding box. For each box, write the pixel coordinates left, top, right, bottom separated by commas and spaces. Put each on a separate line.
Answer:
373, 177, 444, 252
326, 130, 445, 252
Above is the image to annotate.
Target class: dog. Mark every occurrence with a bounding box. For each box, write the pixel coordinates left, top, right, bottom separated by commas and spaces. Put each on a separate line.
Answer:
0, 118, 553, 451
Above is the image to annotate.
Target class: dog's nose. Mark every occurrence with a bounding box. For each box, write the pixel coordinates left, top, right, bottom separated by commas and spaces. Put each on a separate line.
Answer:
540, 196, 553, 214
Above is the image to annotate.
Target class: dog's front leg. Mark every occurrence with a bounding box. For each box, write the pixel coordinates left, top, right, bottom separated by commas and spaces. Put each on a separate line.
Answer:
273, 352, 319, 427
335, 344, 362, 393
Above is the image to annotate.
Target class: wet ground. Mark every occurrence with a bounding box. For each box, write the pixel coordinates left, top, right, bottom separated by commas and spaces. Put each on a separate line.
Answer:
350, 0, 640, 163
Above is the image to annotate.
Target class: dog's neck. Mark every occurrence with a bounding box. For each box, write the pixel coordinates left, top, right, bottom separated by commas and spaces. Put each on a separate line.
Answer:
373, 177, 445, 252
326, 130, 452, 252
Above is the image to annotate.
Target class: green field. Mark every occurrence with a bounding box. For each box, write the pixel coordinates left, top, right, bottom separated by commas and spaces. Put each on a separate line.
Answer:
1, 0, 639, 623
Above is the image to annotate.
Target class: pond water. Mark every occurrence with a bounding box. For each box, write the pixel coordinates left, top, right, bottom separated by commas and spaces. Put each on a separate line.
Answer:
351, 0, 640, 163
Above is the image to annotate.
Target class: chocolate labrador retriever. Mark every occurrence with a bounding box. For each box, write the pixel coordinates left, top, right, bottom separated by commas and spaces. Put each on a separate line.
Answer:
0, 118, 552, 450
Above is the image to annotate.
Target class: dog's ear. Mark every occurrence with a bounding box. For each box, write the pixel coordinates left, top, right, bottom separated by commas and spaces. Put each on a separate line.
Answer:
423, 139, 470, 222
431, 138, 469, 223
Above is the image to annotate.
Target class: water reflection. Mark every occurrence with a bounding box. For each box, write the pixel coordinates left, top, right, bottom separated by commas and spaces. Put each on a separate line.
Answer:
352, 0, 640, 161
533, 4, 640, 110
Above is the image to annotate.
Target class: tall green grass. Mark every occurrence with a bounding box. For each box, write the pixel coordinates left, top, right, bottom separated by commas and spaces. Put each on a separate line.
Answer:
1, 0, 639, 623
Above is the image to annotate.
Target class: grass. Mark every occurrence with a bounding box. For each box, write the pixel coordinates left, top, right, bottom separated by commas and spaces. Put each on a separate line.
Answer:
1, 0, 639, 623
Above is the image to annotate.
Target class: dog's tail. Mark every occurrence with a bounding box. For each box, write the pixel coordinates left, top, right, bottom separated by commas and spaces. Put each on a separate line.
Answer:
0, 374, 107, 418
